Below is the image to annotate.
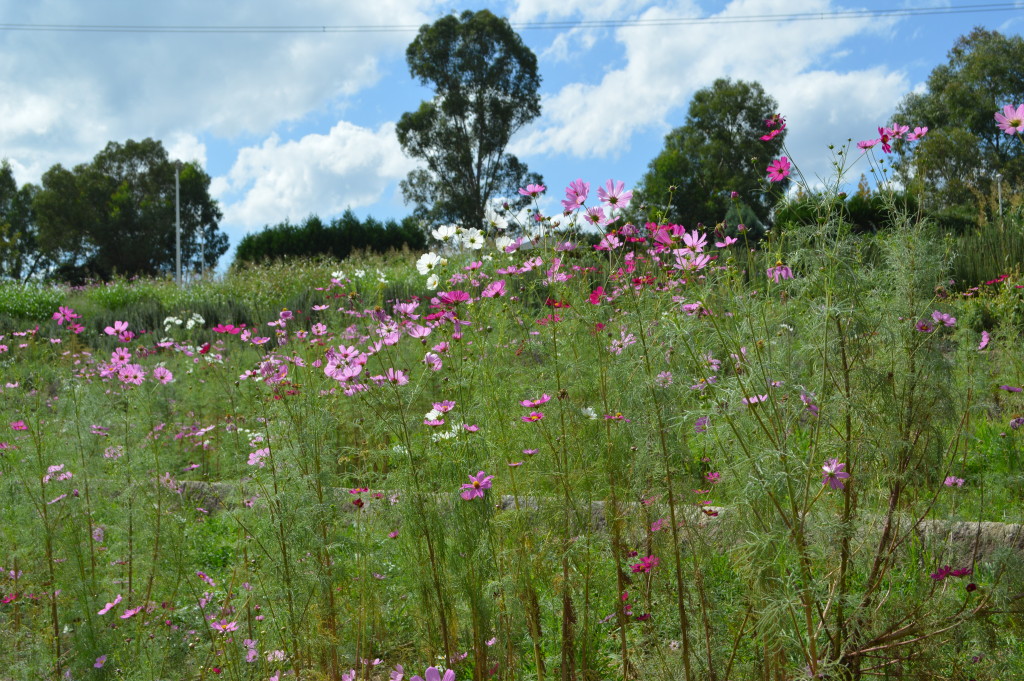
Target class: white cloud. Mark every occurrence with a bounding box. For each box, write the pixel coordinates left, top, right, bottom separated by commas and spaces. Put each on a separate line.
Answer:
512, 0, 909, 189
0, 0, 440, 182
166, 133, 208, 168
217, 120, 415, 230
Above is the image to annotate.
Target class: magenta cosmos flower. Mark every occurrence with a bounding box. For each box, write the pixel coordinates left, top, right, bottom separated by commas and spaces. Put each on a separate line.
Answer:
821, 459, 851, 490
766, 157, 791, 182
995, 104, 1024, 135
460, 471, 493, 500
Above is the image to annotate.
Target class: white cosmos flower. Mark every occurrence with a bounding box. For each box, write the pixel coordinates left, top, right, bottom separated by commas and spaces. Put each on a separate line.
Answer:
426, 274, 440, 290
464, 228, 485, 250
432, 224, 459, 243
484, 203, 508, 231
416, 252, 442, 275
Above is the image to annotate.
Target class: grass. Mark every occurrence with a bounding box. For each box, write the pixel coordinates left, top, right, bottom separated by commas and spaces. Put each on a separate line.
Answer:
1, 158, 1023, 681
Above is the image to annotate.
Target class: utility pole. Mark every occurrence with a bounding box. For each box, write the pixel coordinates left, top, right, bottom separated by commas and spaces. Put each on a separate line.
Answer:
175, 161, 182, 286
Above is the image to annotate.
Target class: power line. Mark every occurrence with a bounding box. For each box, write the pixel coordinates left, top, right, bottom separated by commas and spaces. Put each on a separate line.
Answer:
0, 2, 1019, 35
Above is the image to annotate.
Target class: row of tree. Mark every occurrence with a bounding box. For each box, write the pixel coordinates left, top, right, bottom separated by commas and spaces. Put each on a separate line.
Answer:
233, 211, 426, 264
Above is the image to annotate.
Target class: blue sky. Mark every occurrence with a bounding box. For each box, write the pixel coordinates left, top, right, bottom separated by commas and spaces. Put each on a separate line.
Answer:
0, 0, 1021, 262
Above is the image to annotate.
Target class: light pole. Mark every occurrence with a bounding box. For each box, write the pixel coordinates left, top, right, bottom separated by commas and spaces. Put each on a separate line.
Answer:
175, 161, 182, 286
995, 171, 1004, 221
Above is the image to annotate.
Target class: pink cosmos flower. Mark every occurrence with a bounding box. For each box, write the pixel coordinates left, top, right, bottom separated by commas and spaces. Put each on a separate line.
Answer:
10, 420, 27, 431
766, 157, 791, 182
98, 594, 122, 615
460, 470, 493, 500
117, 364, 146, 385
409, 667, 454, 681
931, 310, 956, 327
52, 306, 80, 325
944, 476, 965, 488
94, 655, 107, 669
481, 279, 506, 298
979, 331, 991, 350
518, 183, 546, 198
561, 179, 590, 212
906, 126, 928, 141
742, 394, 768, 406
597, 179, 633, 209
522, 411, 544, 422
520, 394, 551, 408
104, 320, 129, 336
152, 366, 174, 384
821, 458, 851, 490
211, 618, 238, 633
995, 104, 1024, 134
766, 262, 793, 282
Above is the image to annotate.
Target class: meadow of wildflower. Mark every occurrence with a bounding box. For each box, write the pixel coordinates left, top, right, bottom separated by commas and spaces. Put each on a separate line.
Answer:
1, 120, 1024, 681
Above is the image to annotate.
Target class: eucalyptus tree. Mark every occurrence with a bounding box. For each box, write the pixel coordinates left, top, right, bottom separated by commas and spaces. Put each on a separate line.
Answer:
396, 9, 543, 230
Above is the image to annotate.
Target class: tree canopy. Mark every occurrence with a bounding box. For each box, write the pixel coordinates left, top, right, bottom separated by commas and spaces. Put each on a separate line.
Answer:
32, 138, 227, 282
895, 28, 1024, 219
633, 78, 787, 235
396, 9, 542, 230
0, 161, 46, 282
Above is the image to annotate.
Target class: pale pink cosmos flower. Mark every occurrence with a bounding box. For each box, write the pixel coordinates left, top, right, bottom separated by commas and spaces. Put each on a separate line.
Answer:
944, 476, 965, 488
152, 366, 174, 384
995, 104, 1024, 134
248, 448, 270, 468
931, 310, 956, 327
979, 331, 991, 350
94, 655, 107, 669
906, 126, 928, 141
98, 594, 122, 615
104, 320, 128, 336
520, 394, 551, 407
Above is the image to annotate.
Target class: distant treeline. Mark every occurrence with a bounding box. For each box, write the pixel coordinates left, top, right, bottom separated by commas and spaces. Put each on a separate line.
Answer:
233, 210, 426, 265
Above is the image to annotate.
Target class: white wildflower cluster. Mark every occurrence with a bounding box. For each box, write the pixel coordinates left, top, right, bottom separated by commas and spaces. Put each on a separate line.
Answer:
430, 224, 485, 252
431, 421, 466, 443
164, 312, 205, 334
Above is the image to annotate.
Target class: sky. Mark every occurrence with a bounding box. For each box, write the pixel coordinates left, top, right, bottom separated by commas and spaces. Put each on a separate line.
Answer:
1, 0, 1022, 264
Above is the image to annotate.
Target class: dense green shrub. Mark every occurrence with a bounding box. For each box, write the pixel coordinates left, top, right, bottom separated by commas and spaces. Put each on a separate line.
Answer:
233, 210, 426, 265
